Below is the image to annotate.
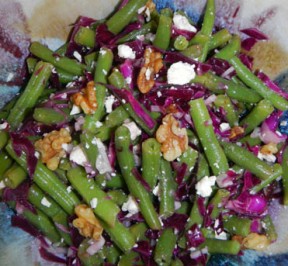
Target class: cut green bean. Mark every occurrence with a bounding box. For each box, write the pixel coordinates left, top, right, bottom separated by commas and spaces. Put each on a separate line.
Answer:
7, 61, 53, 130
282, 146, 288, 205
262, 215, 277, 242
142, 138, 161, 188
200, 238, 241, 255
0, 131, 9, 150
228, 56, 288, 110
0, 151, 13, 178
196, 153, 210, 180
129, 222, 148, 242
106, 0, 147, 34
74, 26, 95, 48
30, 42, 85, 76
223, 215, 252, 237
200, 0, 215, 36
209, 189, 230, 219
214, 35, 241, 60
33, 107, 67, 125
208, 28, 232, 50
178, 146, 198, 181
240, 99, 274, 135
3, 163, 27, 189
115, 126, 162, 230
189, 98, 229, 175
174, 35, 189, 51
153, 8, 173, 50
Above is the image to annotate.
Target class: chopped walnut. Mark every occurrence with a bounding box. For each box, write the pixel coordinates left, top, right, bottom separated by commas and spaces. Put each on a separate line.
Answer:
156, 114, 188, 161
146, 0, 156, 13
73, 204, 103, 241
71, 81, 97, 114
137, 48, 163, 93
34, 128, 71, 170
229, 126, 245, 139
242, 233, 270, 251
260, 142, 278, 155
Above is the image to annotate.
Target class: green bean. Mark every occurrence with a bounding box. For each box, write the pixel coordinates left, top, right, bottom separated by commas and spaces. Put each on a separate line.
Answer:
105, 105, 130, 128
228, 56, 288, 110
129, 222, 148, 242
209, 189, 230, 219
6, 141, 80, 214
214, 95, 238, 127
106, 0, 147, 34
101, 219, 135, 253
223, 215, 252, 237
188, 33, 210, 62
26, 57, 38, 74
171, 259, 184, 266
0, 96, 18, 120
33, 107, 67, 125
28, 184, 72, 245
84, 52, 97, 72
187, 197, 206, 228
29, 42, 85, 76
154, 228, 177, 266
78, 239, 105, 266
200, 238, 241, 255
106, 189, 127, 206
115, 126, 162, 230
189, 98, 229, 175
3, 163, 27, 189
159, 159, 176, 218
262, 215, 277, 242
80, 132, 98, 169
208, 28, 232, 51
57, 68, 76, 84
117, 20, 157, 44
67, 166, 120, 227
239, 135, 262, 146
7, 61, 53, 130
192, 72, 262, 103
95, 173, 126, 189
0, 151, 13, 177
118, 251, 141, 266
74, 26, 95, 48
282, 146, 288, 205
173, 35, 189, 51
196, 153, 210, 180
178, 146, 198, 181
22, 208, 61, 243
250, 164, 282, 193
142, 138, 161, 188
0, 131, 9, 150
176, 201, 190, 215
240, 99, 274, 135
181, 44, 204, 60
108, 68, 128, 89
83, 47, 113, 133
200, 0, 215, 36
103, 244, 122, 265
220, 141, 280, 181
153, 8, 173, 50
55, 43, 68, 56
214, 35, 241, 60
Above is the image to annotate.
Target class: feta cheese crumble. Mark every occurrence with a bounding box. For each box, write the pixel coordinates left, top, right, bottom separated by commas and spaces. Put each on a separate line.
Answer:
70, 104, 81, 115
41, 197, 52, 208
167, 61, 196, 85
173, 13, 197, 32
93, 138, 113, 174
69, 145, 88, 166
90, 198, 98, 209
195, 175, 217, 197
123, 121, 142, 141
122, 195, 140, 217
118, 44, 136, 59
219, 122, 231, 132
257, 152, 277, 163
104, 95, 116, 113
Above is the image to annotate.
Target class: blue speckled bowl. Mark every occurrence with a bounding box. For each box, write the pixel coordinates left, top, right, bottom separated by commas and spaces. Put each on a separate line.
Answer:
1, 0, 288, 265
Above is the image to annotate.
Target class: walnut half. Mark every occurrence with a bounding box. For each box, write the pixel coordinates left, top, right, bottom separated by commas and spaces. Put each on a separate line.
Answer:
156, 114, 188, 161
73, 204, 103, 241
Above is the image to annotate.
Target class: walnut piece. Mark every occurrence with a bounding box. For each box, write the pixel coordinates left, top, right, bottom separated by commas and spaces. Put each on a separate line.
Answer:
71, 81, 97, 114
229, 126, 245, 139
260, 142, 278, 155
156, 114, 188, 161
242, 233, 270, 251
34, 128, 71, 170
73, 204, 103, 241
137, 48, 163, 93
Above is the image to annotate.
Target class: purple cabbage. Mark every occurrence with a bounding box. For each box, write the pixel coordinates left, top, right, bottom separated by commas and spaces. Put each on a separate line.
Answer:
240, 28, 268, 40
162, 213, 189, 232
10, 132, 37, 177
186, 224, 205, 248
132, 167, 151, 192
38, 246, 67, 264
241, 37, 258, 51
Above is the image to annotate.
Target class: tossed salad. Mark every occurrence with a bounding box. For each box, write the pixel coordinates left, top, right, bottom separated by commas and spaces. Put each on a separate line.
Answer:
1, 0, 288, 265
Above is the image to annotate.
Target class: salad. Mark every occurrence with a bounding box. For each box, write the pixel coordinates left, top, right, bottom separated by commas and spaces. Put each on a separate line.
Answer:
1, 0, 288, 265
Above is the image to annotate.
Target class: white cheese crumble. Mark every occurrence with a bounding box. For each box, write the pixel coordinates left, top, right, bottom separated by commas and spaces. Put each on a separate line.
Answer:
67, 186, 73, 193
94, 138, 113, 174
62, 143, 73, 153
195, 175, 217, 197
70, 104, 81, 115
73, 51, 82, 62
90, 198, 98, 209
153, 184, 160, 196
215, 231, 228, 240
41, 197, 52, 208
95, 121, 103, 128
0, 181, 6, 189
167, 61, 196, 85
257, 152, 277, 163
123, 121, 142, 141
118, 44, 136, 60
219, 122, 231, 132
122, 195, 140, 217
69, 145, 88, 166
174, 201, 181, 210
104, 95, 116, 113
99, 48, 107, 55
0, 122, 8, 130
173, 13, 197, 32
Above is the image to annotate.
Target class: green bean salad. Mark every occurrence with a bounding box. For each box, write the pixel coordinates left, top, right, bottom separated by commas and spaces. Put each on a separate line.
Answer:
1, 0, 288, 265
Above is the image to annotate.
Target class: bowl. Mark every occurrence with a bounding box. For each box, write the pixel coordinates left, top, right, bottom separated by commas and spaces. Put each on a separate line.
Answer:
1, 0, 288, 265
